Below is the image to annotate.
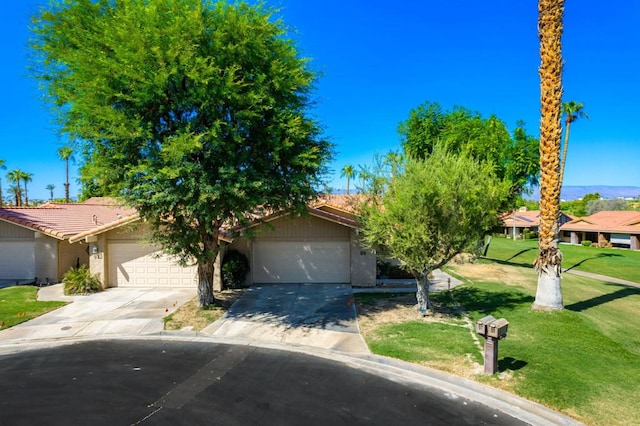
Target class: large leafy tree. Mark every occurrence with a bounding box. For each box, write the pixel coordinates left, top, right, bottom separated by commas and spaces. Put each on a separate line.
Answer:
359, 147, 509, 314
559, 100, 588, 187
31, 0, 332, 306
398, 102, 539, 206
533, 0, 565, 310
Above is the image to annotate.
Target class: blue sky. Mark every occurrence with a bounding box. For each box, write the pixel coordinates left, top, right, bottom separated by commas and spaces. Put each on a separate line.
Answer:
1, 0, 639, 201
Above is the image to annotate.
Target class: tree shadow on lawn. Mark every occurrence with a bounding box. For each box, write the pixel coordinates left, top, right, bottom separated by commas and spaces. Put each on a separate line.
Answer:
447, 286, 534, 316
504, 247, 537, 262
563, 252, 623, 273
565, 283, 640, 312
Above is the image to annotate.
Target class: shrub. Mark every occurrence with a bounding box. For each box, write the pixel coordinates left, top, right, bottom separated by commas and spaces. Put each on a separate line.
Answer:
221, 250, 249, 289
581, 240, 592, 247
63, 265, 103, 295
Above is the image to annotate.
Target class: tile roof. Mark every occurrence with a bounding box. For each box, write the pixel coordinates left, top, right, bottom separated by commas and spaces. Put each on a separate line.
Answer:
561, 211, 640, 234
500, 210, 575, 228
312, 194, 362, 213
0, 195, 360, 243
500, 210, 541, 228
0, 200, 136, 240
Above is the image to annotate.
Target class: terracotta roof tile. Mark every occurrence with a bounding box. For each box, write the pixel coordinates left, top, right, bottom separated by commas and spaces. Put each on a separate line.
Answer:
561, 211, 640, 234
500, 210, 541, 228
0, 201, 136, 240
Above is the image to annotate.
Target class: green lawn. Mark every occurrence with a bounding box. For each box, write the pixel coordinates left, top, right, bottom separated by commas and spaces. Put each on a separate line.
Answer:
485, 237, 640, 283
0, 286, 67, 330
357, 262, 640, 426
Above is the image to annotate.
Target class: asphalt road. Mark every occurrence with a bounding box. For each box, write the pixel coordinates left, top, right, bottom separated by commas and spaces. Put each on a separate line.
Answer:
0, 340, 526, 426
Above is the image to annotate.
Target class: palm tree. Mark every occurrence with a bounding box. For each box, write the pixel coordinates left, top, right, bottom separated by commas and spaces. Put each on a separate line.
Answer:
8, 185, 21, 206
559, 101, 588, 187
46, 184, 56, 201
21, 171, 33, 206
57, 146, 74, 203
0, 159, 5, 207
340, 165, 355, 195
532, 0, 565, 310
7, 169, 23, 206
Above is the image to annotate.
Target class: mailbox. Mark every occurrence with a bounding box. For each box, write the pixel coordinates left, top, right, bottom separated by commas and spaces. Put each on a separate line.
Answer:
476, 315, 496, 336
487, 318, 509, 339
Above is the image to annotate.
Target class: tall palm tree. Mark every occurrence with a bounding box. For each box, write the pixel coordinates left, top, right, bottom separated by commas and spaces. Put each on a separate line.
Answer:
57, 146, 74, 203
559, 100, 588, 187
8, 185, 21, 206
0, 159, 5, 207
46, 184, 56, 201
7, 169, 23, 206
21, 171, 33, 206
340, 164, 355, 195
533, 0, 565, 310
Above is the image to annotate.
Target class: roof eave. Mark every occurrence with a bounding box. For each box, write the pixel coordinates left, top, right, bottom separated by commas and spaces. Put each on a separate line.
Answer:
69, 214, 140, 243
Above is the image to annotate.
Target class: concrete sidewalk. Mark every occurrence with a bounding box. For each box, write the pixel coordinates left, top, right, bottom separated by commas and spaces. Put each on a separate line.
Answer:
0, 284, 196, 345
563, 269, 640, 288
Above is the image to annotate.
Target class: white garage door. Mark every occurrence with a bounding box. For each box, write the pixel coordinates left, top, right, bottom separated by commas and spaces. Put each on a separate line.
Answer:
253, 241, 350, 283
108, 243, 197, 287
0, 241, 35, 280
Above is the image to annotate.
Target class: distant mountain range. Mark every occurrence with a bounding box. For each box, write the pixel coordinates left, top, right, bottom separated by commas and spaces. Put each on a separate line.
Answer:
525, 186, 640, 201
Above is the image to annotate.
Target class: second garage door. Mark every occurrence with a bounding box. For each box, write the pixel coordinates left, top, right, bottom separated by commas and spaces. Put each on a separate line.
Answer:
252, 241, 350, 283
0, 241, 35, 280
108, 242, 197, 287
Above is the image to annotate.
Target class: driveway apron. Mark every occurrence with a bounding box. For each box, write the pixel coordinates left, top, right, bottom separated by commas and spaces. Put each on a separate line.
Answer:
203, 283, 370, 354
0, 285, 196, 345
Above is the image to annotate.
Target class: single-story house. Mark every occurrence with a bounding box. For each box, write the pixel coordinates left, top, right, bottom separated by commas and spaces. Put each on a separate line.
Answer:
0, 198, 135, 284
559, 210, 640, 250
498, 208, 574, 239
0, 195, 376, 289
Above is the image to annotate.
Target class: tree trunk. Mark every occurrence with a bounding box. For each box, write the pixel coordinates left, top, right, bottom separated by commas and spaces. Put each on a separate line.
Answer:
416, 272, 432, 316
197, 261, 216, 307
559, 120, 571, 188
533, 257, 564, 310
65, 159, 70, 203
533, 0, 564, 311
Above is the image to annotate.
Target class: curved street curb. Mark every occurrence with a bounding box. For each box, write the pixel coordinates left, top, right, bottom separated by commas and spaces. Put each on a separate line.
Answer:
0, 333, 583, 426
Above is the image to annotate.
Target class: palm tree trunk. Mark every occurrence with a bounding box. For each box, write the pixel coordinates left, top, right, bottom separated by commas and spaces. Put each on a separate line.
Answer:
65, 159, 70, 203
533, 0, 565, 310
24, 181, 29, 206
559, 120, 571, 188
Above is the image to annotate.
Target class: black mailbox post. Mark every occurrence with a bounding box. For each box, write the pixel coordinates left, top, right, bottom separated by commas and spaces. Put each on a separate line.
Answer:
476, 316, 509, 374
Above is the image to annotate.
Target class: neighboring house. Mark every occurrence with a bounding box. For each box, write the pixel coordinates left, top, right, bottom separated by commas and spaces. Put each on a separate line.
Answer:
499, 208, 574, 239
0, 195, 376, 289
559, 211, 640, 250
0, 198, 136, 283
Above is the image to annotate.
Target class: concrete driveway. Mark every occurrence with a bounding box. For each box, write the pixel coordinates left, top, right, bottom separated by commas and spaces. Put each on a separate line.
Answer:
203, 283, 370, 354
0, 284, 196, 345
